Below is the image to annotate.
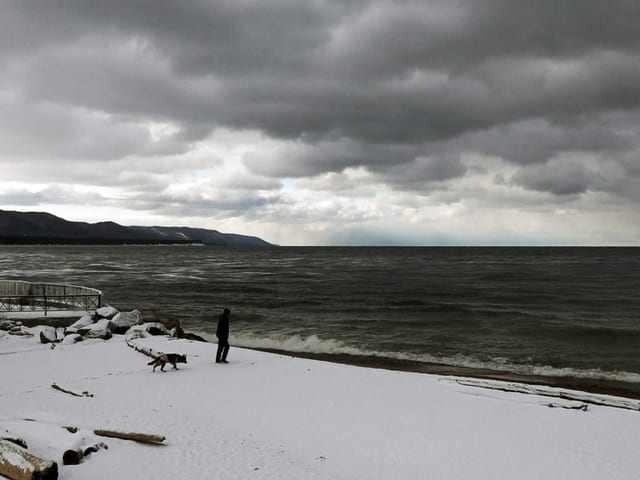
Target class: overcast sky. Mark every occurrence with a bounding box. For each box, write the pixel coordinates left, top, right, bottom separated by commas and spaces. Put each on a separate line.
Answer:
2, 1, 639, 245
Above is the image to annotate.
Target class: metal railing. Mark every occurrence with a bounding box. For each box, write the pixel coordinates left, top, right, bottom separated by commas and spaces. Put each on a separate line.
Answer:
0, 280, 102, 316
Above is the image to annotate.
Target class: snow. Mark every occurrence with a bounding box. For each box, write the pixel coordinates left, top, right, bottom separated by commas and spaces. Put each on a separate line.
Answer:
2, 332, 640, 480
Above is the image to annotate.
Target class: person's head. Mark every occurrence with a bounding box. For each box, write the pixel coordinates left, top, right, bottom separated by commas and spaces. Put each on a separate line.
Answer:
223, 308, 231, 315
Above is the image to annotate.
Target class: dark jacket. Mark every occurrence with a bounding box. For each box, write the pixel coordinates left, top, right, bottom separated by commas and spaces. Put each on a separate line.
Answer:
216, 312, 229, 340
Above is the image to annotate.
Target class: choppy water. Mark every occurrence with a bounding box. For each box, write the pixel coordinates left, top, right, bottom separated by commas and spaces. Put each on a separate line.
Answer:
2, 246, 640, 390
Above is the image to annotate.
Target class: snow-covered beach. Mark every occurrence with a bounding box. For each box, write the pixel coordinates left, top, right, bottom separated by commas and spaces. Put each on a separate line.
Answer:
2, 313, 640, 480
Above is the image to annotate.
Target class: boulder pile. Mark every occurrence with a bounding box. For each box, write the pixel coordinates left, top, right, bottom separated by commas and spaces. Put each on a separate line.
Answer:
0, 307, 206, 345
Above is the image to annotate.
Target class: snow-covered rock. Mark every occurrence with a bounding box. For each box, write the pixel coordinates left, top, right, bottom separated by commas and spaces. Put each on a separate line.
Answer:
38, 326, 57, 344
66, 315, 95, 334
109, 310, 142, 334
142, 322, 169, 336
96, 306, 119, 319
61, 333, 83, 344
125, 327, 150, 341
9, 323, 32, 336
79, 319, 113, 340
0, 320, 16, 331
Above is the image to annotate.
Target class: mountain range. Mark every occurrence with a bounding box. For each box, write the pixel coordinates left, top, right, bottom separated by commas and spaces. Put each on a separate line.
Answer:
0, 210, 274, 246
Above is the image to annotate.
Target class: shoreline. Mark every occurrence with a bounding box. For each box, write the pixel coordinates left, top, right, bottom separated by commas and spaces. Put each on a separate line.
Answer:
251, 347, 640, 401
7, 311, 638, 401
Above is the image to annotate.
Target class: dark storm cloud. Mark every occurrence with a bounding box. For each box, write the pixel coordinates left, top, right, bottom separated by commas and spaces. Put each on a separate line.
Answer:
2, 0, 640, 194
511, 159, 595, 195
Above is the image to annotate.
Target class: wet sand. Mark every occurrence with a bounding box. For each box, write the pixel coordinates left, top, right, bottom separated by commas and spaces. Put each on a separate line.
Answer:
253, 347, 640, 401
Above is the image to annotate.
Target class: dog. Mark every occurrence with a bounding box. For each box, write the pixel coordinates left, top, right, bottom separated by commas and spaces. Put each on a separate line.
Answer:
147, 353, 187, 372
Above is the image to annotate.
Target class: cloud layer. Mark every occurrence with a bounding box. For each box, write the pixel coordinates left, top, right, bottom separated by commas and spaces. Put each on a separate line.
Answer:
1, 1, 639, 244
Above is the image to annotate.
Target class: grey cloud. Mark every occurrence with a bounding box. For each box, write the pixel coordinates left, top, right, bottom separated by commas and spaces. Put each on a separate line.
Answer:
2, 0, 640, 227
380, 155, 467, 191
0, 96, 148, 161
453, 117, 637, 165
6, 1, 640, 148
512, 159, 596, 195
122, 189, 283, 218
244, 139, 423, 178
0, 185, 106, 207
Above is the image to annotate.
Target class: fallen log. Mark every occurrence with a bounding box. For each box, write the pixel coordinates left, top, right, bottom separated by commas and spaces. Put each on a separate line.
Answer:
0, 439, 58, 480
94, 429, 165, 445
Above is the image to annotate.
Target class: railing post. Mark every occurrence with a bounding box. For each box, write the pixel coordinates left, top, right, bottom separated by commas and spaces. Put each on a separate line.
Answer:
44, 294, 47, 316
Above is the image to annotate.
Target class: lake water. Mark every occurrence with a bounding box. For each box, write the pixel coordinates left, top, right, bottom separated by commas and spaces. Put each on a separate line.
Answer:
2, 245, 639, 394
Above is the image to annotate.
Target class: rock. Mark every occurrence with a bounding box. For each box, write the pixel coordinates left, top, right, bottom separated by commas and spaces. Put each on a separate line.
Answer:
109, 310, 142, 334
160, 318, 181, 330
9, 325, 32, 337
95, 305, 119, 319
173, 326, 207, 342
143, 322, 169, 336
80, 319, 113, 340
55, 327, 65, 342
39, 327, 57, 344
125, 328, 149, 340
66, 315, 94, 334
61, 333, 83, 344
0, 320, 16, 331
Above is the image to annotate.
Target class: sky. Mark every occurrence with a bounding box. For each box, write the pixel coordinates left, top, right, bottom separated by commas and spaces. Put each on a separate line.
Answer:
1, 1, 639, 246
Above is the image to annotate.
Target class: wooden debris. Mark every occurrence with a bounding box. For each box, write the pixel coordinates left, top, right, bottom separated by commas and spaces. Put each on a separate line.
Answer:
0, 438, 28, 449
0, 439, 58, 480
61, 449, 83, 466
547, 402, 589, 411
94, 429, 166, 445
50, 384, 93, 398
83, 442, 108, 456
449, 378, 640, 411
62, 442, 108, 466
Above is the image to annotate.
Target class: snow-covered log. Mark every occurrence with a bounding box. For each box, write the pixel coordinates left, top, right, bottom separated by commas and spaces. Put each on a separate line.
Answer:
0, 439, 58, 480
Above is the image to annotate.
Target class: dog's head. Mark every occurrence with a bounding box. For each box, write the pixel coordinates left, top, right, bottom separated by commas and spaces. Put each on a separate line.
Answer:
177, 354, 187, 364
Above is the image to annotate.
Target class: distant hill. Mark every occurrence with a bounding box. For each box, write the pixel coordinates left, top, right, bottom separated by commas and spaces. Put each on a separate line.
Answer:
0, 210, 274, 246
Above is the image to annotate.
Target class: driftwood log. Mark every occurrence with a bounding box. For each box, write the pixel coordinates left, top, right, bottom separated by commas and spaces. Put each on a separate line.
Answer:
50, 384, 93, 398
94, 429, 165, 445
0, 439, 58, 480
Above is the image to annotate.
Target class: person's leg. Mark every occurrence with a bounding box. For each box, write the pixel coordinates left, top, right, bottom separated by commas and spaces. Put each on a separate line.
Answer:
216, 342, 224, 363
221, 339, 230, 362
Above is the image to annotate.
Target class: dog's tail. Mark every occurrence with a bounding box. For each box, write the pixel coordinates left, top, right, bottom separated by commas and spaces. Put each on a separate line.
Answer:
147, 358, 156, 365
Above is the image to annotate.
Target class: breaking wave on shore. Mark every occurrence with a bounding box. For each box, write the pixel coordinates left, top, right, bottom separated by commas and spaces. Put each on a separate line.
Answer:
231, 331, 640, 385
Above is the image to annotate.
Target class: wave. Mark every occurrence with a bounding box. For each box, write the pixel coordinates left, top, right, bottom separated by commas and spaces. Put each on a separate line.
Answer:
231, 331, 640, 384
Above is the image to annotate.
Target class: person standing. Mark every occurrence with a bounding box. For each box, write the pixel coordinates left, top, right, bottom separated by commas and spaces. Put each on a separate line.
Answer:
216, 308, 231, 363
